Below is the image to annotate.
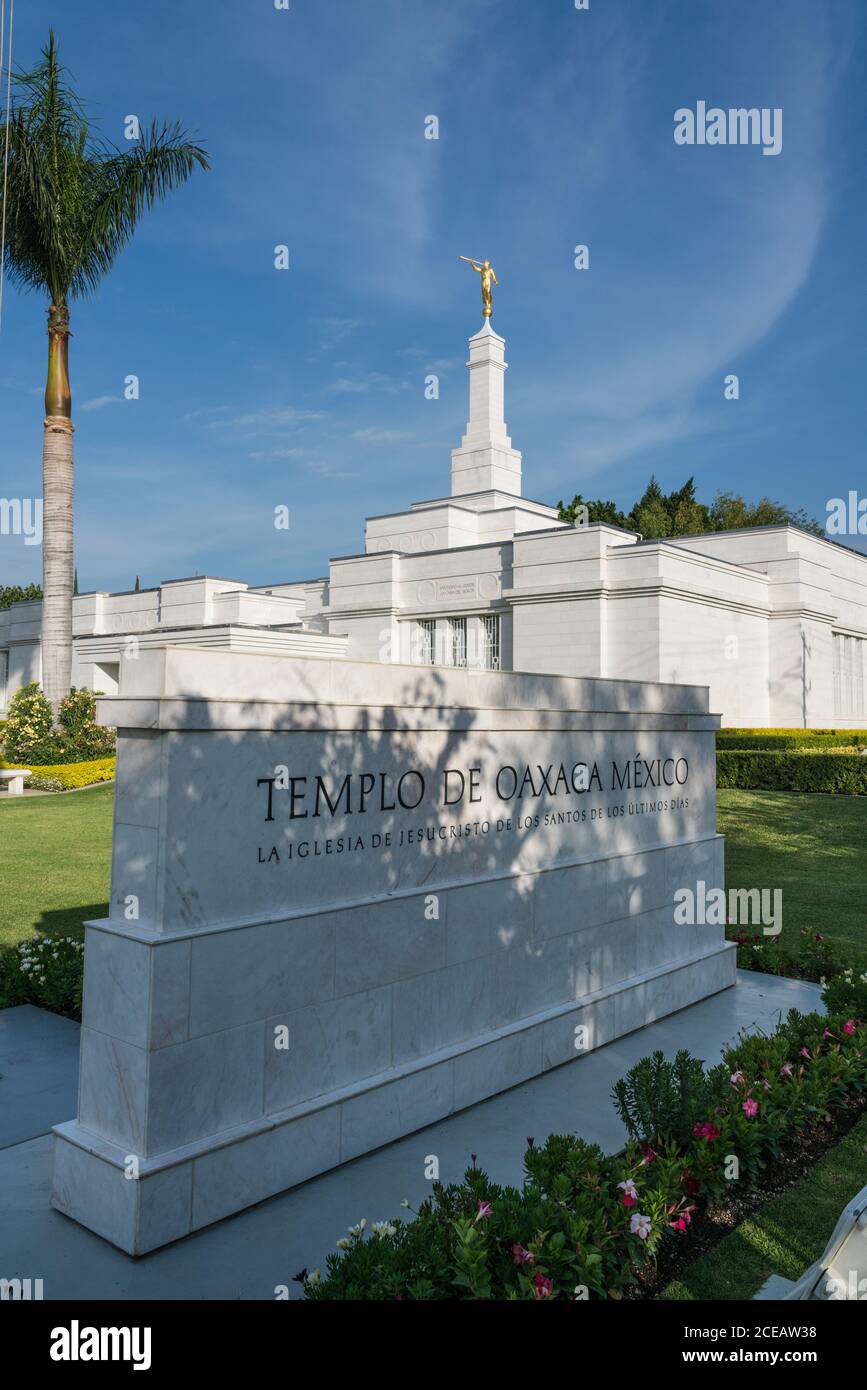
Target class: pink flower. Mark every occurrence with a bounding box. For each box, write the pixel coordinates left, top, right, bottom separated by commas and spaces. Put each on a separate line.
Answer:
533, 1273, 554, 1299
476, 1200, 492, 1219
730, 1071, 745, 1087
800, 1048, 811, 1059
779, 1063, 793, 1078
693, 1121, 721, 1143
742, 1098, 759, 1118
640, 1143, 657, 1165
618, 1178, 639, 1208
670, 1215, 688, 1232
682, 1169, 701, 1196
630, 1212, 652, 1240
761, 1080, 771, 1091
823, 1029, 834, 1040
512, 1244, 534, 1266
844, 1019, 857, 1036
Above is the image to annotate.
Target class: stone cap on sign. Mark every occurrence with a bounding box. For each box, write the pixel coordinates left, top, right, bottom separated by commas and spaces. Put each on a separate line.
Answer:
95, 645, 718, 732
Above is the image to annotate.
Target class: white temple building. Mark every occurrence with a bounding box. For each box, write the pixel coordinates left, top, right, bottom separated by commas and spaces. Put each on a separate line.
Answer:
2, 318, 866, 728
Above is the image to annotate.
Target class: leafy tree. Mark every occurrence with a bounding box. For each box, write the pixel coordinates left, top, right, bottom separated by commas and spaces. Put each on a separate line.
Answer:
0, 582, 42, 607
708, 491, 823, 536
630, 476, 671, 538
0, 32, 208, 717
558, 476, 823, 538
557, 495, 629, 529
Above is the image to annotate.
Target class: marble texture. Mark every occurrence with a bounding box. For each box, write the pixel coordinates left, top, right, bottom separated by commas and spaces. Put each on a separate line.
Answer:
52, 650, 735, 1253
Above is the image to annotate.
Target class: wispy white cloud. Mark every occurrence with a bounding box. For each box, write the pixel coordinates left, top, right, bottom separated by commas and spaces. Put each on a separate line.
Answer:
326, 374, 411, 395
211, 407, 327, 432
352, 427, 414, 444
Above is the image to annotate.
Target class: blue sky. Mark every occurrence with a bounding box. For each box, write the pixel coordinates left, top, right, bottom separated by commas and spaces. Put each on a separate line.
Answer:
2, 0, 866, 592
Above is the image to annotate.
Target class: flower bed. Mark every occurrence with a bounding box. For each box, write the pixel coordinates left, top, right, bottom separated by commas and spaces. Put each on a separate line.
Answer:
301, 995, 867, 1300
0, 756, 116, 790
728, 925, 842, 982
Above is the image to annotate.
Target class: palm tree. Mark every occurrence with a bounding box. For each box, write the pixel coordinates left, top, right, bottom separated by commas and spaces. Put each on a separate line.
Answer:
0, 32, 208, 718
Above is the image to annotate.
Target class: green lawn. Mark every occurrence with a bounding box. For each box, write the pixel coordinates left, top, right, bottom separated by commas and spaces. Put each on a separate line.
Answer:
0, 784, 113, 947
0, 785, 864, 964
661, 1110, 867, 1300
719, 788, 867, 970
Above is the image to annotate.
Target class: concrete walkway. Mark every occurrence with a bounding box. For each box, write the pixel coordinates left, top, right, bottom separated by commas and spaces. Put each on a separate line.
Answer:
0, 973, 822, 1300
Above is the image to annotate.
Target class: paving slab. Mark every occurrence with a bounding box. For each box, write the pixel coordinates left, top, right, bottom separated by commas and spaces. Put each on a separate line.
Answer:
0, 972, 822, 1300
0, 1006, 80, 1149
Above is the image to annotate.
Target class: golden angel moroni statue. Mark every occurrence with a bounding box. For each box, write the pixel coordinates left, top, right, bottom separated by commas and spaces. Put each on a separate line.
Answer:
460, 256, 499, 318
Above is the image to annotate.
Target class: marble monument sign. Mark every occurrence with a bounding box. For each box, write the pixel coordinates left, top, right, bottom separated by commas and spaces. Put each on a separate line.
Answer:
51, 645, 735, 1253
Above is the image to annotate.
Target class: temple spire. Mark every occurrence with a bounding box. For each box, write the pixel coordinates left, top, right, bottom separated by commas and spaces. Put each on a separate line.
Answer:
450, 320, 522, 497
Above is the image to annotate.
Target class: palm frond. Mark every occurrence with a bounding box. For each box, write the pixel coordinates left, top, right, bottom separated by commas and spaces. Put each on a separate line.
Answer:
0, 32, 208, 303
88, 121, 210, 263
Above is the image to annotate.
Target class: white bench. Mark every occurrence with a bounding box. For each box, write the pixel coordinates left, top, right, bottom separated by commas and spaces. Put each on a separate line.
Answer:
754, 1181, 867, 1300
0, 769, 31, 795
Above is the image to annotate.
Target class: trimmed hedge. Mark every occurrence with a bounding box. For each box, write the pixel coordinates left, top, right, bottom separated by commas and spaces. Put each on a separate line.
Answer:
0, 757, 116, 790
717, 749, 867, 794
718, 728, 867, 751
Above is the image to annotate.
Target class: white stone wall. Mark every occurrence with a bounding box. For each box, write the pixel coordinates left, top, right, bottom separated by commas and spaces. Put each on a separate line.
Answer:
52, 646, 733, 1253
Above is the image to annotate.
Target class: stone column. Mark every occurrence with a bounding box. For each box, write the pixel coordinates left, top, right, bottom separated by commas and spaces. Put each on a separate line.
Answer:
451, 321, 522, 498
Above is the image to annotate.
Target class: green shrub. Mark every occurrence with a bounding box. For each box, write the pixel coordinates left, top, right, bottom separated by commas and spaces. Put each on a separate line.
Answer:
0, 935, 84, 1019
729, 925, 840, 982
2, 683, 115, 765
3, 682, 54, 762
305, 1139, 688, 1301
303, 1011, 867, 1299
717, 728, 867, 751
716, 749, 867, 794
823, 968, 867, 1018
611, 1049, 720, 1146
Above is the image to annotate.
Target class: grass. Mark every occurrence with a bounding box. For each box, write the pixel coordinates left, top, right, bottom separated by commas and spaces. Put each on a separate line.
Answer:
660, 1110, 867, 1300
718, 788, 867, 970
1, 782, 866, 1295
0, 784, 864, 960
0, 783, 113, 948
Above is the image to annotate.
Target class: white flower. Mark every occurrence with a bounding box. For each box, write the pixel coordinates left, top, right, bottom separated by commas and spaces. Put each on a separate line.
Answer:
630, 1212, 652, 1240
305, 1269, 321, 1285
617, 1179, 638, 1199
335, 1238, 351, 1250
371, 1221, 397, 1239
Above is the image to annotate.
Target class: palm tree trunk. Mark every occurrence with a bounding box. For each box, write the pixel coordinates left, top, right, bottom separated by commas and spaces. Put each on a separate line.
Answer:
41, 301, 74, 723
